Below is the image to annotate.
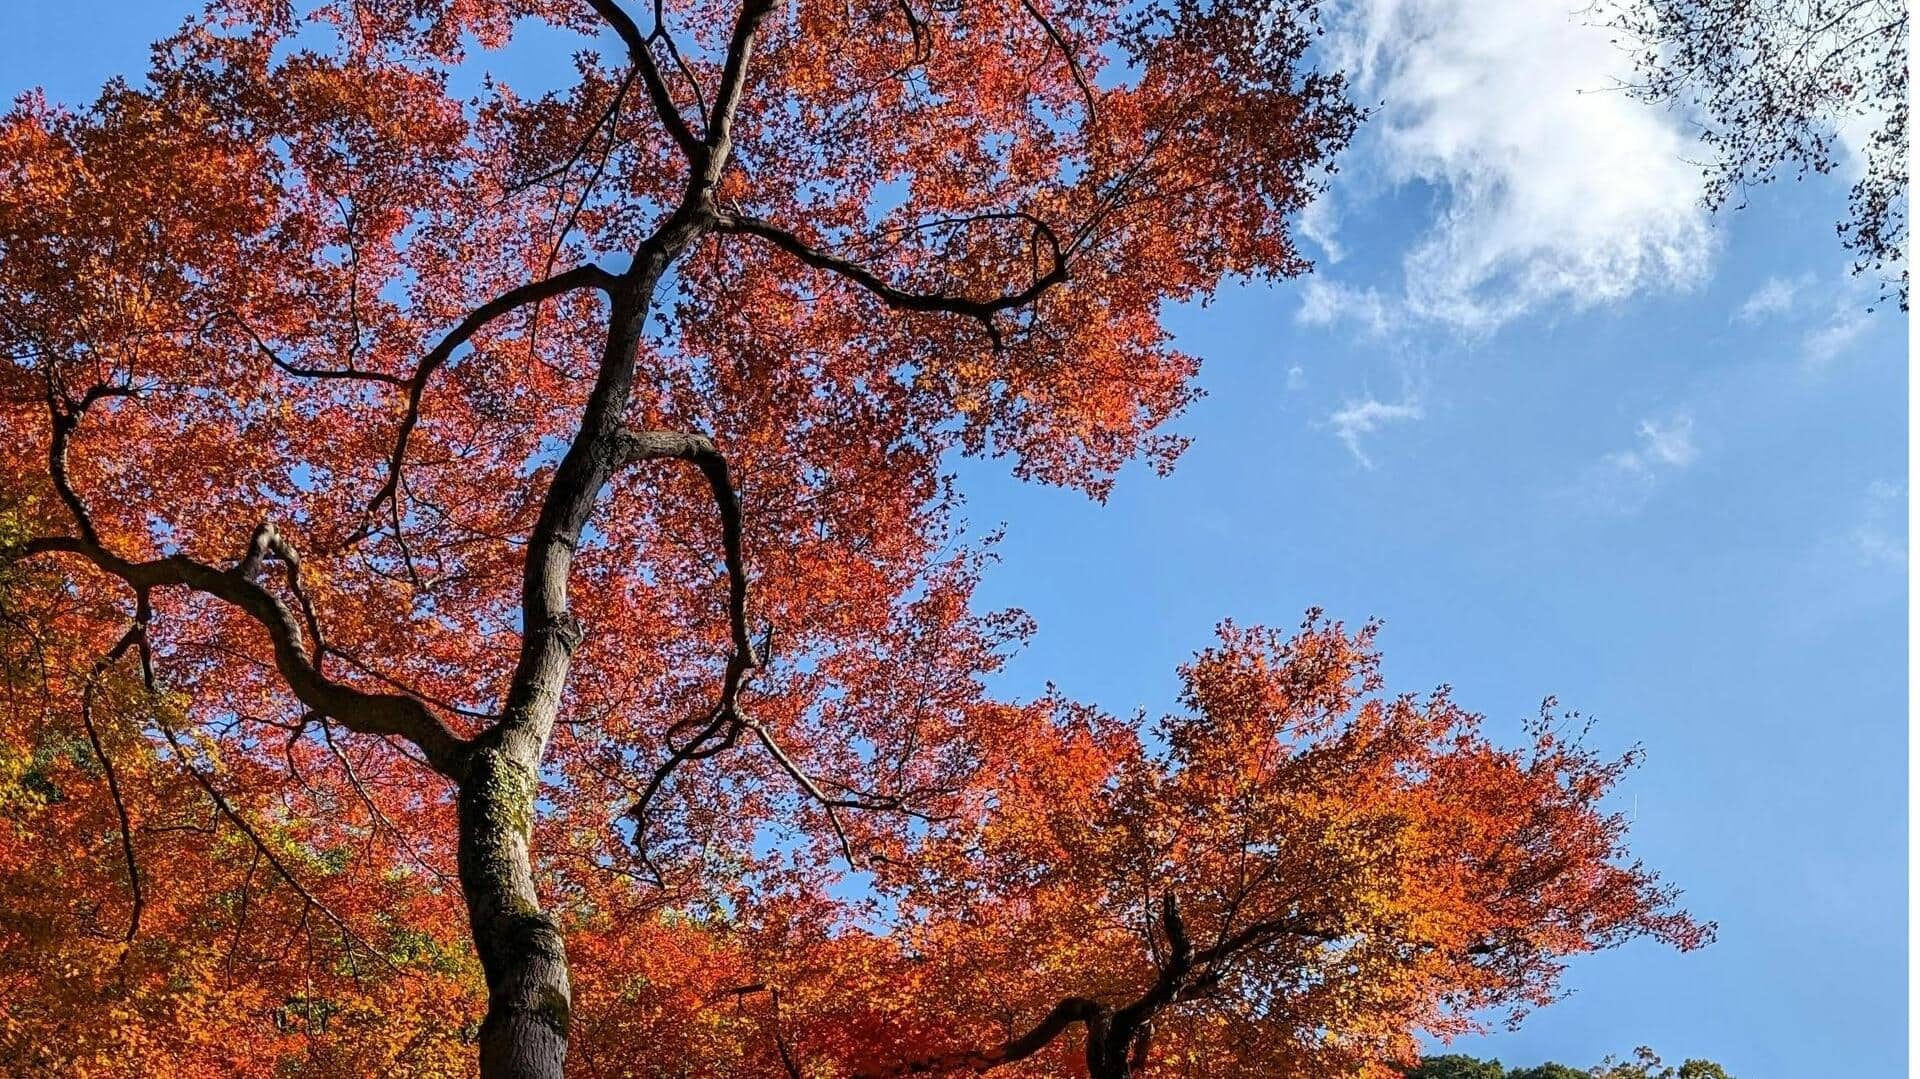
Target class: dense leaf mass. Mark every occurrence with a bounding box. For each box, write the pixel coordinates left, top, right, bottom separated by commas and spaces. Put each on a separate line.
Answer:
2, 1, 1703, 1075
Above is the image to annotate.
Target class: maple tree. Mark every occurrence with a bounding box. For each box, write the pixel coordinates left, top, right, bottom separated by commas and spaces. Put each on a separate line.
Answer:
0, 1, 1708, 1077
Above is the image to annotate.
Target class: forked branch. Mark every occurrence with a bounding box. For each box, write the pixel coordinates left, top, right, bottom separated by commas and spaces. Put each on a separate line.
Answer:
19, 533, 472, 778
613, 430, 761, 857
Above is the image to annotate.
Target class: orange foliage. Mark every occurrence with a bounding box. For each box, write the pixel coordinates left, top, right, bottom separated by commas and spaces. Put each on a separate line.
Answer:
0, 1, 1703, 1076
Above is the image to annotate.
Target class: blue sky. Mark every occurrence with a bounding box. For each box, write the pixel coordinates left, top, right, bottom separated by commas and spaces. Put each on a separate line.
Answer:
2, 2, 1906, 1076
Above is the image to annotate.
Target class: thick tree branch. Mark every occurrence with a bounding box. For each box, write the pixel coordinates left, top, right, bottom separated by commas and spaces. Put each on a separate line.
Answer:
584, 0, 706, 162
702, 0, 779, 187
43, 377, 135, 548
611, 430, 753, 668
18, 534, 472, 778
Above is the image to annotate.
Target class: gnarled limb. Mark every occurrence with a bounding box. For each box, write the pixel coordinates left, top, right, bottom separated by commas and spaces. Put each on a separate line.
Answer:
19, 534, 472, 779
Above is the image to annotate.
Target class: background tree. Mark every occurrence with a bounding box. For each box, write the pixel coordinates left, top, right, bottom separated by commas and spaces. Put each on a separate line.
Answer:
1407, 1049, 1733, 1079
2, 1, 1704, 1076
1606, 0, 1909, 305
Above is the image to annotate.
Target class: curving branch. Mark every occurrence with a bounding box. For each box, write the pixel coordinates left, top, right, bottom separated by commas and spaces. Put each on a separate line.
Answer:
225, 312, 409, 387
32, 376, 468, 771
611, 430, 754, 673
18, 533, 472, 779
852, 996, 1104, 1078
712, 212, 1070, 344
612, 430, 763, 860
1016, 0, 1098, 121
43, 376, 135, 548
342, 263, 617, 550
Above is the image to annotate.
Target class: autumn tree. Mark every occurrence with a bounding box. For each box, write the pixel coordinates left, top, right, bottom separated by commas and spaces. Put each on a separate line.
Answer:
1, 2, 1704, 1077
1606, 0, 1909, 305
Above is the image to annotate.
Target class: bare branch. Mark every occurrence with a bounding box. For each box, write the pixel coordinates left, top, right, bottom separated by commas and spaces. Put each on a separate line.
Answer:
1017, 0, 1098, 121
160, 724, 403, 975
77, 622, 147, 947
747, 720, 859, 866
225, 312, 409, 386
344, 264, 617, 550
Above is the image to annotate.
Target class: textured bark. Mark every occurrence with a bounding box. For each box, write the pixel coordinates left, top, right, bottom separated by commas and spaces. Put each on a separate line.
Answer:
461, 738, 570, 1079
459, 216, 704, 1078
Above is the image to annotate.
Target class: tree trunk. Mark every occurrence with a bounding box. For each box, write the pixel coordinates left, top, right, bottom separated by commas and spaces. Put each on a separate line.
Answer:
459, 739, 571, 1079
451, 222, 698, 1078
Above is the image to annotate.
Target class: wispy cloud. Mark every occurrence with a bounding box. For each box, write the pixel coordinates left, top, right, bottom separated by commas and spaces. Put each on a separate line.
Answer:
1575, 413, 1699, 512
1296, 279, 1394, 339
1317, 0, 1714, 334
1734, 274, 1812, 323
1802, 298, 1875, 368
1606, 415, 1700, 474
1850, 479, 1906, 569
1297, 193, 1345, 265
1729, 268, 1881, 367
1327, 396, 1423, 468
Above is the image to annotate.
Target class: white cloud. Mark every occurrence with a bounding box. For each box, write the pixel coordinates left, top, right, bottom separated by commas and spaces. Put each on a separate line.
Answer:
1327, 396, 1422, 467
1296, 279, 1394, 338
1735, 274, 1811, 323
1850, 479, 1906, 569
1576, 413, 1698, 511
1799, 277, 1882, 368
1286, 365, 1307, 391
1730, 268, 1879, 366
1607, 414, 1699, 473
1803, 305, 1872, 367
1297, 192, 1346, 264
1322, 0, 1715, 332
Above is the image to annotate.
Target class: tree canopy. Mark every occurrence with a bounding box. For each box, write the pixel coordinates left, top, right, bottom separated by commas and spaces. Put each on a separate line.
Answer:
2, 1, 1708, 1076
